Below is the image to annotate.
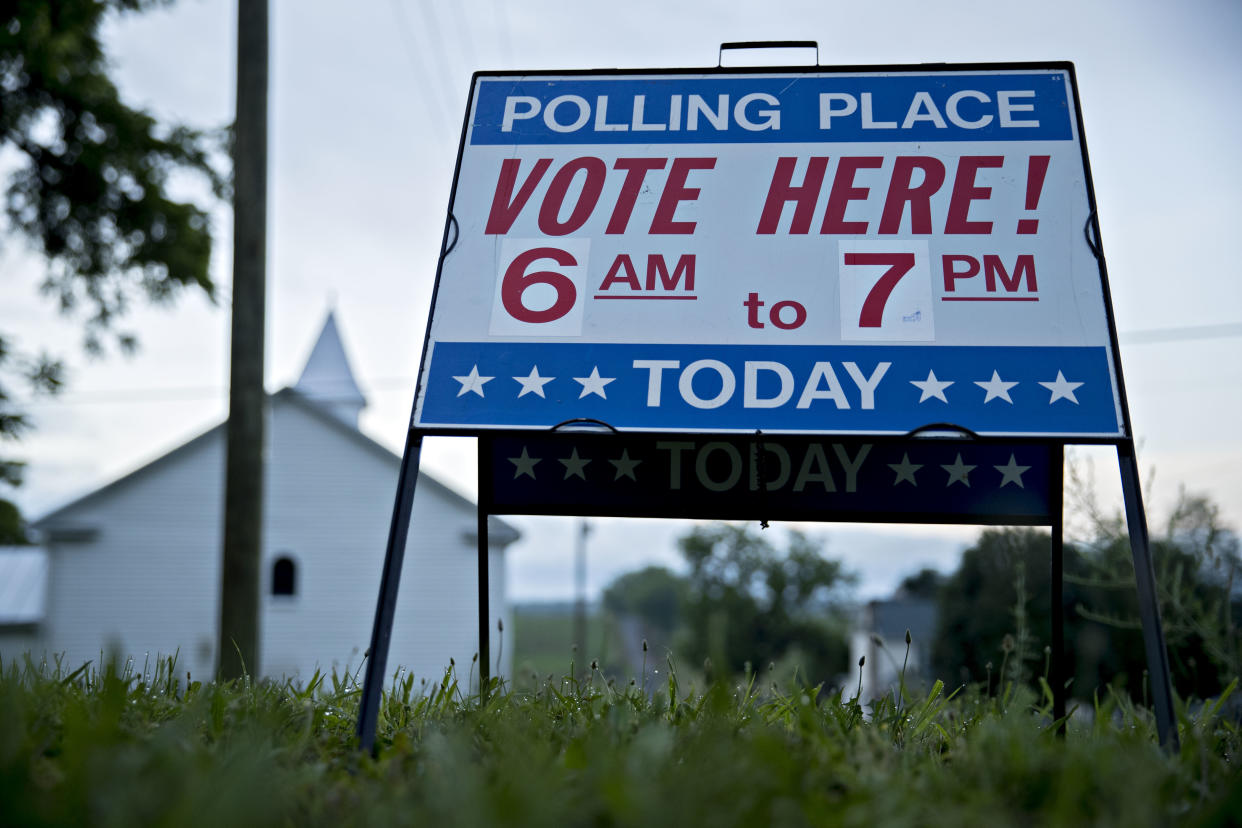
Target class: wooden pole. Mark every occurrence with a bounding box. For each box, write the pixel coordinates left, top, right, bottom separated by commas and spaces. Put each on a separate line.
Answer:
218, 0, 268, 681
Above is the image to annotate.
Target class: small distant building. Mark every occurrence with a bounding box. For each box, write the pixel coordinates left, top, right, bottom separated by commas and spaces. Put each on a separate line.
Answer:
850, 597, 938, 700
0, 313, 517, 684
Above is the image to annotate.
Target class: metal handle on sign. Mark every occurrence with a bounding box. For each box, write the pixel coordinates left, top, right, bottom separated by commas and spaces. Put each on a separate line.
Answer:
904, 422, 979, 440
718, 41, 819, 67
550, 418, 620, 433
1083, 210, 1101, 261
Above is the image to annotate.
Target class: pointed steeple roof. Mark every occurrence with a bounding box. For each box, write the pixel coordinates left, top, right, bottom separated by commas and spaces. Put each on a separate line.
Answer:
294, 311, 366, 428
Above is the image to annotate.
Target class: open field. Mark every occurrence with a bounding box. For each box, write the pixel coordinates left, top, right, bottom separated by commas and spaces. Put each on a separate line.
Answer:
2, 653, 1240, 827
511, 603, 635, 686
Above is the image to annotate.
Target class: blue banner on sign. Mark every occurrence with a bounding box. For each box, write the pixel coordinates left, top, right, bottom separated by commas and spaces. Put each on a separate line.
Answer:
484, 435, 1054, 524
419, 342, 1120, 436
470, 73, 1073, 145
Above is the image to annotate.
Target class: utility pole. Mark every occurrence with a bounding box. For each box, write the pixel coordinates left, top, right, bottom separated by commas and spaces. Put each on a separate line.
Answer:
218, 0, 268, 680
573, 519, 591, 670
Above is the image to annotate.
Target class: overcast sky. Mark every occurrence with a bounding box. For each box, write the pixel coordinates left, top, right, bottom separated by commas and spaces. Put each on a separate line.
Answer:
3, 0, 1240, 601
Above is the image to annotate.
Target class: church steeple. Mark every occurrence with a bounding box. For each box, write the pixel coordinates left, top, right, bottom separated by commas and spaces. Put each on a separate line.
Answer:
294, 311, 366, 428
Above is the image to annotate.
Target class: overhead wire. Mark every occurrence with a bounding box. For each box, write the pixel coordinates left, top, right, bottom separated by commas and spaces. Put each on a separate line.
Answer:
10, 320, 1242, 407
414, 0, 464, 133
490, 0, 515, 68
1119, 322, 1242, 344
446, 0, 479, 77
387, 0, 453, 145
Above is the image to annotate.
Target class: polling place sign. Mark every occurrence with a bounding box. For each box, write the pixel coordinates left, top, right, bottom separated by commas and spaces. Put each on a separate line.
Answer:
483, 434, 1056, 525
414, 64, 1124, 437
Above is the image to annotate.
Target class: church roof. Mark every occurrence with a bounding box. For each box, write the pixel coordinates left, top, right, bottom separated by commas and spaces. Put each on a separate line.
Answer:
31, 312, 519, 547
293, 311, 366, 413
32, 388, 518, 547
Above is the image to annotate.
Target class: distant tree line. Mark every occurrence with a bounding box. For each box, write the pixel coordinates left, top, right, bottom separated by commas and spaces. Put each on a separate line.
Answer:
604, 485, 1239, 701
926, 489, 1240, 701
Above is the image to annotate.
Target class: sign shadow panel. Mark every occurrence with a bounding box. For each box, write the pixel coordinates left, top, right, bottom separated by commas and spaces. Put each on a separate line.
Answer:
484, 434, 1056, 526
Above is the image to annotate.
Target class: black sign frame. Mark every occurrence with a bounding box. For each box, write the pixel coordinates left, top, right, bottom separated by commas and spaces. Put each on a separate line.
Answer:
354, 58, 1178, 754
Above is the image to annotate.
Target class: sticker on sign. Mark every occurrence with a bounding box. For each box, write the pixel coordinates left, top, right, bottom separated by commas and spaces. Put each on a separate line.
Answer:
413, 65, 1124, 438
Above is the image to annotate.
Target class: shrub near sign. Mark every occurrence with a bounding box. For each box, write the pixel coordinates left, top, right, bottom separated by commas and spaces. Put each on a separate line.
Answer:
414, 67, 1124, 438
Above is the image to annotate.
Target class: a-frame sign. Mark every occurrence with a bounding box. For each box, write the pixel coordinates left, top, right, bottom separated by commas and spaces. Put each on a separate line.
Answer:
357, 58, 1178, 751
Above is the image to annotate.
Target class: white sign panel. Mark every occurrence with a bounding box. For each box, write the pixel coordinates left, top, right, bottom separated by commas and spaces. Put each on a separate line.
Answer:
413, 65, 1124, 437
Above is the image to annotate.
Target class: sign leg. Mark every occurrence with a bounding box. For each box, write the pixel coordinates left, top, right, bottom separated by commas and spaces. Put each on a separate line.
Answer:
1117, 441, 1180, 751
574, 519, 589, 670
356, 430, 423, 754
1050, 445, 1066, 733
478, 501, 491, 694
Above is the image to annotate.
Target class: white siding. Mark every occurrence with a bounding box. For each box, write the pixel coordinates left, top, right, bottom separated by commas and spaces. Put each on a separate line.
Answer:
30, 431, 225, 679
0, 631, 41, 669
17, 396, 507, 687
260, 398, 507, 686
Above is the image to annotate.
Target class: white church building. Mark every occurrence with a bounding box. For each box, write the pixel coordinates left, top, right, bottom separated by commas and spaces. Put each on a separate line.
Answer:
0, 313, 517, 684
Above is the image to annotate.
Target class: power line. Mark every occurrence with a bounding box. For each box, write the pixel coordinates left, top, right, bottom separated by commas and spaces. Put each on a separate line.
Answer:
9, 321, 1241, 407
387, 0, 452, 144
446, 0, 478, 77
19, 386, 230, 405
1119, 322, 1242, 344
489, 0, 514, 68
15, 379, 414, 406
414, 0, 462, 133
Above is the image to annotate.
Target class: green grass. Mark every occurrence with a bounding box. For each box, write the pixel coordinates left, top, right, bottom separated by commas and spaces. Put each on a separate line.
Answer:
1, 651, 1240, 827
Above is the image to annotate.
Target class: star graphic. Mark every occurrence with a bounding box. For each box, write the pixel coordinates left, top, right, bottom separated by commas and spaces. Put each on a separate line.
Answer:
1038, 370, 1083, 405
888, 453, 922, 486
453, 365, 493, 398
974, 370, 1018, 404
910, 369, 953, 403
509, 447, 540, 480
608, 449, 642, 481
942, 453, 976, 487
513, 366, 554, 398
574, 367, 615, 399
995, 454, 1031, 488
559, 448, 591, 480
